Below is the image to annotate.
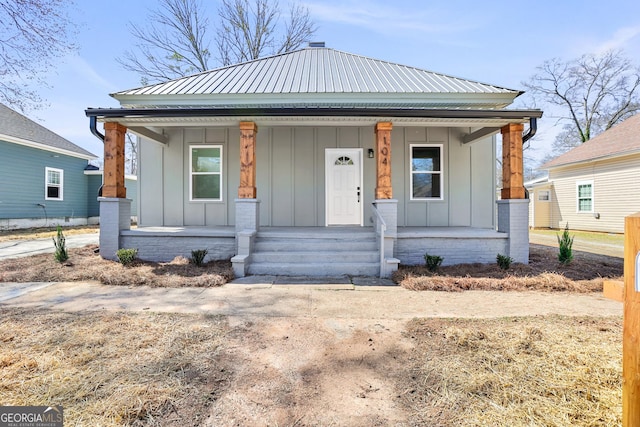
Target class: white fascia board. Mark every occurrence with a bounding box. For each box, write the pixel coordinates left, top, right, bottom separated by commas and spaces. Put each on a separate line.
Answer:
105, 115, 531, 129
0, 133, 97, 161
113, 91, 519, 109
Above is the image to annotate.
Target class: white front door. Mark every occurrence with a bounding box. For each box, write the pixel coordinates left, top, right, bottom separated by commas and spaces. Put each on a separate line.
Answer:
326, 149, 363, 225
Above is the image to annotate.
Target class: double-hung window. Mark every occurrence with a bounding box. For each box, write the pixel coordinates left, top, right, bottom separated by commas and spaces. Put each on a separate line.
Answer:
576, 180, 593, 212
190, 145, 222, 201
45, 167, 63, 200
410, 144, 443, 200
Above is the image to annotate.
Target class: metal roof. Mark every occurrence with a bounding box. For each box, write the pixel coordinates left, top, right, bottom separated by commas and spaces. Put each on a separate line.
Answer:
0, 103, 96, 159
112, 47, 521, 109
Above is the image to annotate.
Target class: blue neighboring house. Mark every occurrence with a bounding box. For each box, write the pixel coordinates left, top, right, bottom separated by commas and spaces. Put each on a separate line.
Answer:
0, 103, 107, 230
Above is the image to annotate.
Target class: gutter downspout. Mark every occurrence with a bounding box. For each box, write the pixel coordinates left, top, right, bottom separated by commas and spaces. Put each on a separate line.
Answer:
522, 117, 537, 144
89, 115, 105, 142
89, 116, 105, 196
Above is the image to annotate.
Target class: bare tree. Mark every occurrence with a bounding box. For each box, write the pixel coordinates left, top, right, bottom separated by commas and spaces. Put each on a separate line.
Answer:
120, 0, 316, 84
216, 0, 316, 66
118, 0, 212, 84
125, 133, 138, 175
0, 0, 76, 112
523, 50, 640, 155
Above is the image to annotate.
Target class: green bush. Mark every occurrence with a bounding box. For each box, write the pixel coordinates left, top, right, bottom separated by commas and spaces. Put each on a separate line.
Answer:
52, 226, 68, 263
190, 249, 209, 267
557, 223, 574, 265
496, 253, 513, 270
116, 248, 138, 266
424, 253, 443, 272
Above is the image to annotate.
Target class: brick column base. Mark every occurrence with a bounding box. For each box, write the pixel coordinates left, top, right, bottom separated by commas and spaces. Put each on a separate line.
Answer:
99, 197, 132, 260
235, 198, 260, 233
497, 199, 529, 264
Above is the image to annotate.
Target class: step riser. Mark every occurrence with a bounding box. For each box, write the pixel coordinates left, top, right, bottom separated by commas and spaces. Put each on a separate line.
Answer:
252, 252, 379, 264
248, 264, 380, 277
254, 241, 377, 252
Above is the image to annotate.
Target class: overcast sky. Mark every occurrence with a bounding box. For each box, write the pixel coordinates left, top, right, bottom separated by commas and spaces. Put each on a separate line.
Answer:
28, 0, 640, 163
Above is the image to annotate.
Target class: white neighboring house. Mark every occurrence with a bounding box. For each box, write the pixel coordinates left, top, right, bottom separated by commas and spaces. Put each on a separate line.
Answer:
531, 113, 640, 233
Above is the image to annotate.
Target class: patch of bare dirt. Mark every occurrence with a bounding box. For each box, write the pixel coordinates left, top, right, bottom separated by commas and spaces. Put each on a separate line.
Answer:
206, 318, 413, 427
394, 244, 622, 292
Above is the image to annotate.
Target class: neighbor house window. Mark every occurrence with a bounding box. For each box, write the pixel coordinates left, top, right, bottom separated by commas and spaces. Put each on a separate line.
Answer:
410, 144, 443, 200
190, 145, 222, 201
577, 180, 593, 212
45, 167, 63, 200
538, 190, 550, 201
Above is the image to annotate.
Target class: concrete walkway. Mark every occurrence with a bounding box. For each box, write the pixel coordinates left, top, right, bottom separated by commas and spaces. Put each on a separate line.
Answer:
0, 233, 99, 260
0, 279, 623, 319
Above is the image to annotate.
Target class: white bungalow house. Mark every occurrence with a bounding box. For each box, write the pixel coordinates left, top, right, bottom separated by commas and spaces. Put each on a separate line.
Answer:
86, 44, 542, 277
530, 113, 640, 233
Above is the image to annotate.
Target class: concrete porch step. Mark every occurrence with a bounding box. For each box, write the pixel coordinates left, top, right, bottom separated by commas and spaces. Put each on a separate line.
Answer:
251, 251, 379, 264
247, 262, 380, 277
253, 239, 377, 252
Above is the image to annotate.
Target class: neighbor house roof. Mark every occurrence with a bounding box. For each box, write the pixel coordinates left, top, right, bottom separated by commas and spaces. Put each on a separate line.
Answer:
541, 113, 640, 169
0, 103, 96, 160
112, 46, 522, 110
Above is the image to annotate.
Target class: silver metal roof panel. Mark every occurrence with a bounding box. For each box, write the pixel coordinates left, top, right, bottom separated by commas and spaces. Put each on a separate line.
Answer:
115, 47, 519, 96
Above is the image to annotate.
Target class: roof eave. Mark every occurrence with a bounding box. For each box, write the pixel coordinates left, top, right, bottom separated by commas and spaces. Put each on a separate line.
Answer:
541, 148, 640, 170
111, 91, 521, 109
0, 133, 98, 160
86, 106, 543, 121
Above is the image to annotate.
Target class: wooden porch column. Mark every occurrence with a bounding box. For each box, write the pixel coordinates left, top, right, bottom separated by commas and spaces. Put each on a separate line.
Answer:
500, 123, 525, 199
624, 213, 640, 426
238, 122, 258, 198
375, 122, 393, 199
103, 122, 127, 198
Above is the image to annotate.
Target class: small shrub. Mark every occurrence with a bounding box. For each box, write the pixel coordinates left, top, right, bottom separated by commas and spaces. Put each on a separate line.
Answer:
190, 249, 209, 267
116, 248, 138, 266
52, 226, 68, 263
557, 224, 574, 265
424, 253, 443, 272
496, 253, 513, 270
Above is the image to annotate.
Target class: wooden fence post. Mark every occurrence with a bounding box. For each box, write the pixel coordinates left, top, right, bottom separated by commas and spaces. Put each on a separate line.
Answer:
624, 213, 640, 426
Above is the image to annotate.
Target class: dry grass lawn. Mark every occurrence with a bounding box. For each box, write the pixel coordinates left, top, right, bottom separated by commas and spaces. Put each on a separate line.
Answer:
403, 316, 621, 426
0, 309, 621, 426
0, 308, 228, 426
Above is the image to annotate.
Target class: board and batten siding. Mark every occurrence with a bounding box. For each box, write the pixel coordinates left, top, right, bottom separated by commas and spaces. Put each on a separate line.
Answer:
0, 140, 90, 220
548, 153, 640, 233
137, 125, 495, 228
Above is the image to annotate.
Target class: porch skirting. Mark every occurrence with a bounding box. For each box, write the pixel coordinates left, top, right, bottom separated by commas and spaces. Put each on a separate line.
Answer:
396, 227, 509, 266
117, 226, 511, 271
120, 227, 236, 262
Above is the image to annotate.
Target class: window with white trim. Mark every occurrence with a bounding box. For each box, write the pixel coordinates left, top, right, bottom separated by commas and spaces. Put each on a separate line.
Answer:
45, 167, 63, 200
538, 190, 550, 201
410, 144, 443, 200
190, 145, 222, 201
577, 180, 593, 212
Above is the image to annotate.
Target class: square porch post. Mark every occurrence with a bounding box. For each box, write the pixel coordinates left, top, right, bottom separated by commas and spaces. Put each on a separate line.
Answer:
374, 122, 399, 276
498, 123, 529, 264
233, 121, 260, 277
99, 122, 131, 260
